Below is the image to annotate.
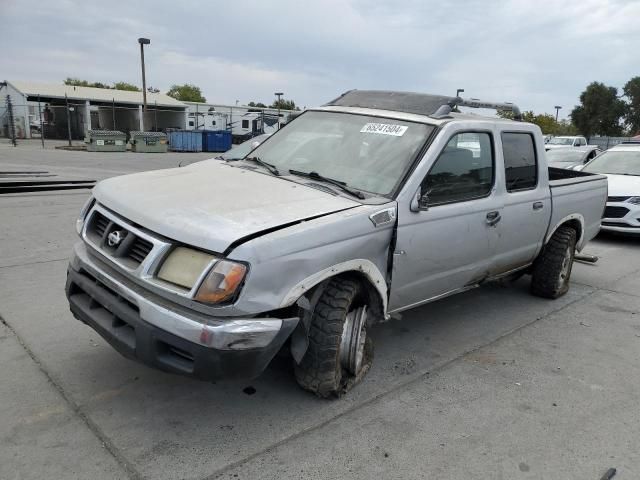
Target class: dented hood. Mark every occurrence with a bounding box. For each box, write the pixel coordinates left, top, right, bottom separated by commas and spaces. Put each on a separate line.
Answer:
93, 160, 360, 253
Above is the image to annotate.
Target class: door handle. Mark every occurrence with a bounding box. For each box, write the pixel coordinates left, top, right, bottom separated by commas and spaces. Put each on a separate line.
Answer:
486, 211, 501, 226
533, 201, 544, 210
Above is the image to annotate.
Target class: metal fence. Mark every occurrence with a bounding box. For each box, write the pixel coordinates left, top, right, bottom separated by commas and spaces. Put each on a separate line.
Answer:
588, 136, 633, 150
1, 95, 186, 147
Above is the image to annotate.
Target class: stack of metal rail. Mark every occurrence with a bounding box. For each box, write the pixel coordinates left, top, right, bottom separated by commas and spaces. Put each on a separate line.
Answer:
0, 171, 95, 194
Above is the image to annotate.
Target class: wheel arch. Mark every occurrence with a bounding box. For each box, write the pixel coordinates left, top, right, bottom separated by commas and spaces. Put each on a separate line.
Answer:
545, 214, 585, 250
279, 259, 388, 320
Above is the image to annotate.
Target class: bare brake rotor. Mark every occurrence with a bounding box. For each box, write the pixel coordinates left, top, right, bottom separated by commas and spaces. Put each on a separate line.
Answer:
340, 305, 368, 375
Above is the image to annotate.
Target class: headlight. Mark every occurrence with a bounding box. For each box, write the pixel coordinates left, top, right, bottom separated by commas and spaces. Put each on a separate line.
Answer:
157, 247, 215, 289
628, 197, 640, 205
76, 196, 95, 235
194, 260, 247, 304
157, 247, 248, 305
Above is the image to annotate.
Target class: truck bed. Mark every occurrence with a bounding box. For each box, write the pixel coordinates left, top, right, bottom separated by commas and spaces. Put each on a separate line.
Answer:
548, 167, 608, 250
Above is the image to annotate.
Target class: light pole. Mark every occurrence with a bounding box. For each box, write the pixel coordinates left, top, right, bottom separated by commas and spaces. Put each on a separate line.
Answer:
274, 92, 283, 129
554, 105, 562, 123
138, 37, 151, 131
456, 88, 464, 98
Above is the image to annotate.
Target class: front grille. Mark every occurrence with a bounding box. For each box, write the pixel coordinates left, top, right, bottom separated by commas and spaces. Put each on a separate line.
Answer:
87, 210, 155, 267
602, 221, 640, 228
128, 237, 154, 263
604, 206, 630, 219
93, 212, 110, 237
607, 196, 630, 202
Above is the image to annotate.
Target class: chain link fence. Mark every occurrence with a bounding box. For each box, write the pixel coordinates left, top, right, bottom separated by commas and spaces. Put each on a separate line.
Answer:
1, 94, 187, 146
588, 136, 634, 150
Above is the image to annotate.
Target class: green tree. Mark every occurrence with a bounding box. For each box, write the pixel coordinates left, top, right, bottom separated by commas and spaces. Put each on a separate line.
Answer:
498, 109, 565, 134
571, 82, 626, 139
248, 101, 267, 108
64, 78, 110, 88
166, 84, 206, 102
623, 76, 640, 135
63, 79, 142, 91
556, 119, 578, 136
113, 82, 140, 92
271, 99, 300, 111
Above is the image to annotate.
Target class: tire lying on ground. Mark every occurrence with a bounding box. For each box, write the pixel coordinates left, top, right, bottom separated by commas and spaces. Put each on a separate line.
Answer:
531, 225, 577, 299
294, 277, 373, 398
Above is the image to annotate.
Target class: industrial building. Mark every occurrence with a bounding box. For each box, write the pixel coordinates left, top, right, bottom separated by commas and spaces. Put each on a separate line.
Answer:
0, 80, 296, 141
0, 81, 186, 140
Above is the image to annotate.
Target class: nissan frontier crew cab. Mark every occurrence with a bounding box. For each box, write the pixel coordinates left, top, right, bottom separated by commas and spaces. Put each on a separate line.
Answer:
66, 90, 608, 397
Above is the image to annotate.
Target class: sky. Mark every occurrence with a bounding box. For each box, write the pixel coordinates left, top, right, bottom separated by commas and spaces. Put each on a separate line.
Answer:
1, 0, 639, 119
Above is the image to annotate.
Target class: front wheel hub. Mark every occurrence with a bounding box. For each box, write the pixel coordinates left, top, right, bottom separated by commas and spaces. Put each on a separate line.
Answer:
340, 305, 367, 375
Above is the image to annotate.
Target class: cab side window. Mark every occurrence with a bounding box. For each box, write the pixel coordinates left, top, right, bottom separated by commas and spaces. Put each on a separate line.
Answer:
421, 132, 494, 206
502, 132, 537, 192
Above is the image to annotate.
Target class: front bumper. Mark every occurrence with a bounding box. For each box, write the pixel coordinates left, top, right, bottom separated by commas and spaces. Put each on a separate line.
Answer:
66, 242, 298, 381
601, 201, 640, 235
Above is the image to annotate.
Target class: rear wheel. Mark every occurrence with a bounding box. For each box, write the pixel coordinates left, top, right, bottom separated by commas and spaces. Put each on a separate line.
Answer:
294, 278, 373, 398
531, 226, 577, 299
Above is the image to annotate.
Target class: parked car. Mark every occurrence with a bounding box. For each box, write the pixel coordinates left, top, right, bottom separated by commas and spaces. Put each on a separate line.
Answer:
581, 143, 640, 234
66, 90, 607, 397
546, 146, 602, 169
218, 133, 271, 160
545, 135, 588, 150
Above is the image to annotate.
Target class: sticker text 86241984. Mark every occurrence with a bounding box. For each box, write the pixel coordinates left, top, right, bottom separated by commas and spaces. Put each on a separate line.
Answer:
360, 123, 408, 136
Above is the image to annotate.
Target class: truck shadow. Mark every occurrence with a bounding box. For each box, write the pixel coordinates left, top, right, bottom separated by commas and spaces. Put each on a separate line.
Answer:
72, 277, 594, 478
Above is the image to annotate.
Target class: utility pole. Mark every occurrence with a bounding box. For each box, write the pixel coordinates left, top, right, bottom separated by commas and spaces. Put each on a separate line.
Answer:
138, 37, 151, 131
65, 93, 72, 146
6, 95, 16, 147
112, 98, 116, 130
274, 92, 283, 129
554, 105, 562, 123
38, 95, 44, 149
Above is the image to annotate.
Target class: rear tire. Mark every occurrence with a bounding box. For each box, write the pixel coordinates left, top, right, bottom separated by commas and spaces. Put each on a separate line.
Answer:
294, 278, 373, 398
531, 226, 577, 299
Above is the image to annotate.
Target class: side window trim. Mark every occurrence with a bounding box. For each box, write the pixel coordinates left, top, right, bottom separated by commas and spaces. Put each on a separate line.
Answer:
501, 130, 539, 193
421, 129, 496, 208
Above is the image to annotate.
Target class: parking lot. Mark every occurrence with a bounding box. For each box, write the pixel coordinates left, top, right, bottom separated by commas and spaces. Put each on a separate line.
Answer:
1, 139, 640, 480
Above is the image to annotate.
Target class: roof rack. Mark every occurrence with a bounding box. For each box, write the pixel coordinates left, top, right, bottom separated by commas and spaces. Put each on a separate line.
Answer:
324, 90, 522, 121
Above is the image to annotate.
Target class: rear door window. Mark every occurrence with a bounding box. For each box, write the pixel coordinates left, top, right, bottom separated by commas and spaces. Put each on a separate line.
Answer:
502, 132, 537, 192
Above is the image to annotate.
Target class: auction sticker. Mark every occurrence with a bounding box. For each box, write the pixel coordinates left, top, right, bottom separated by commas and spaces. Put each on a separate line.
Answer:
360, 123, 408, 136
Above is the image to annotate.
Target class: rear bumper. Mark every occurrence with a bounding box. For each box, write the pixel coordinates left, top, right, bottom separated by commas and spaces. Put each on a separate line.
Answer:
66, 242, 298, 381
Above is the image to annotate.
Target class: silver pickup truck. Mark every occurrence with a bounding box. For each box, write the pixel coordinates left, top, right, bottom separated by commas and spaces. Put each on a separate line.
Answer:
66, 91, 607, 397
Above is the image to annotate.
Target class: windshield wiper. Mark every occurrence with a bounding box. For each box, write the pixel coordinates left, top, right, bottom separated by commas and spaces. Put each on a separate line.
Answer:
244, 156, 281, 176
288, 169, 365, 199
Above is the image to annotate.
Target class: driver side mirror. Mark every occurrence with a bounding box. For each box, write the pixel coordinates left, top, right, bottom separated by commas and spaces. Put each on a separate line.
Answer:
410, 188, 429, 212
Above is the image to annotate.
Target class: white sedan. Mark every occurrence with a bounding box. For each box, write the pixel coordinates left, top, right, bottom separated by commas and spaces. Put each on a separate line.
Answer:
582, 142, 640, 234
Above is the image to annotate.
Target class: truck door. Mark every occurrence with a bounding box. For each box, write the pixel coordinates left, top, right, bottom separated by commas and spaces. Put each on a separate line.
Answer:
389, 130, 502, 313
489, 131, 551, 275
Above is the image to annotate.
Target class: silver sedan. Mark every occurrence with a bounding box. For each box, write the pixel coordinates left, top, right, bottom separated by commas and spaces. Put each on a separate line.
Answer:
546, 146, 602, 170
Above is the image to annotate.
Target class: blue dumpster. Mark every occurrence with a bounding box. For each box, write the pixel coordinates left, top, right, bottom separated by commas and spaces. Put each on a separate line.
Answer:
202, 130, 233, 152
168, 130, 203, 152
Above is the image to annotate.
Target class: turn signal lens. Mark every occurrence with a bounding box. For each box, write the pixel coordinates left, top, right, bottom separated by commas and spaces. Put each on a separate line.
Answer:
194, 260, 247, 304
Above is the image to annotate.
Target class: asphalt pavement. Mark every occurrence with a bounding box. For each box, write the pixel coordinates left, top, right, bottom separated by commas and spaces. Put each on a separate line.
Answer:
1, 140, 639, 479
